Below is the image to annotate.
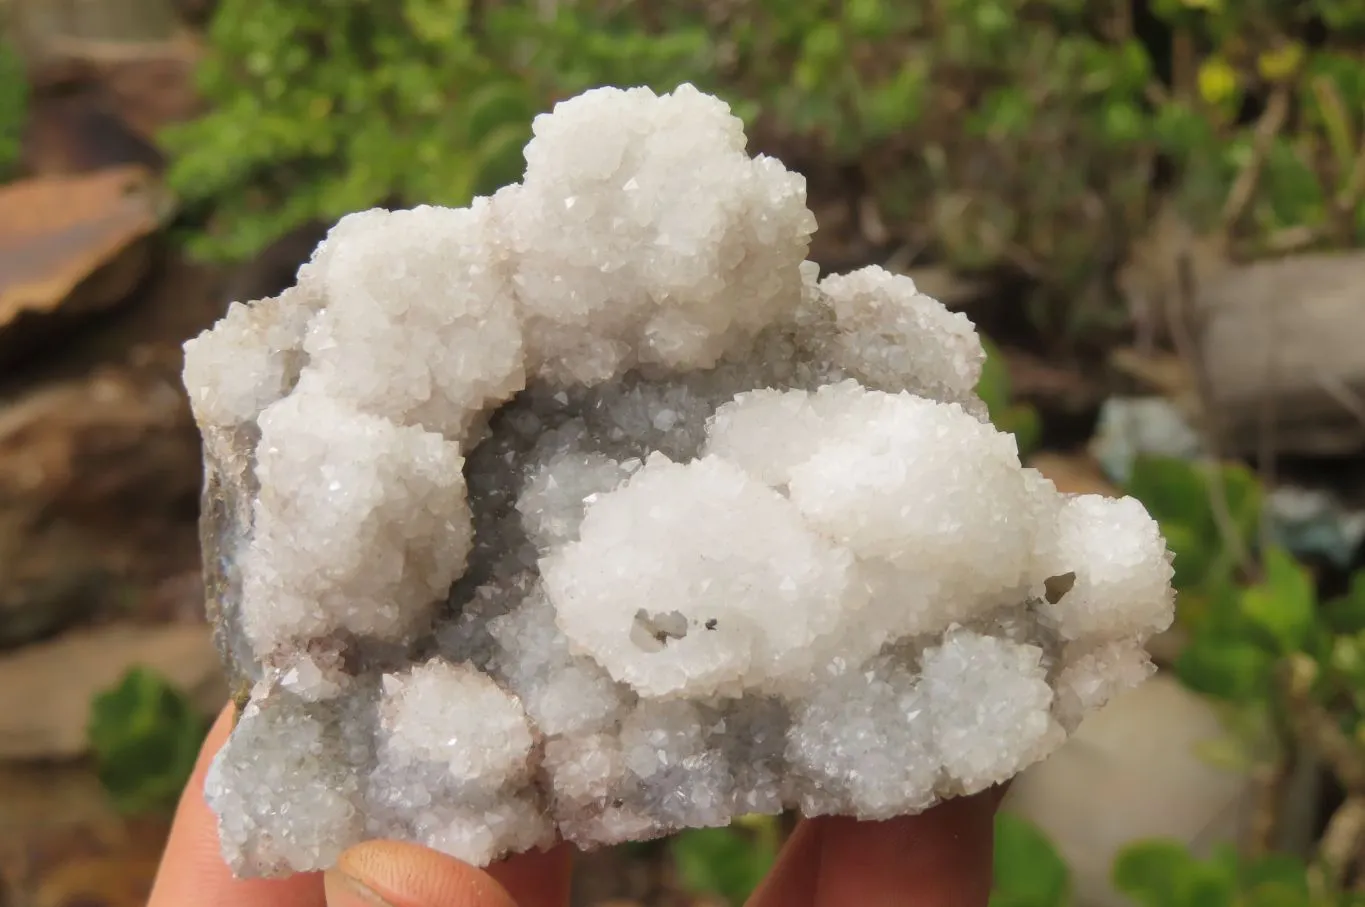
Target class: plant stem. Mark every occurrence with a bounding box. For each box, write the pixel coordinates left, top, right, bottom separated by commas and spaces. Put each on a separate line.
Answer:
1164, 249, 1257, 580
1284, 656, 1365, 792
1249, 757, 1288, 856
1315, 795, 1365, 891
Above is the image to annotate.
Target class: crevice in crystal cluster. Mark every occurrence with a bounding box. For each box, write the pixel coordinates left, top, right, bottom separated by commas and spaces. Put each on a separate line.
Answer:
183, 83, 1176, 878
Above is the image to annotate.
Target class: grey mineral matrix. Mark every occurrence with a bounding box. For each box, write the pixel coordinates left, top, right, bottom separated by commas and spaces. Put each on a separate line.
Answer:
183, 83, 1175, 878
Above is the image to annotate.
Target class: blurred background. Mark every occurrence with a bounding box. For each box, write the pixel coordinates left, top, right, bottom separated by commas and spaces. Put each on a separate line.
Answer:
1, 0, 1364, 904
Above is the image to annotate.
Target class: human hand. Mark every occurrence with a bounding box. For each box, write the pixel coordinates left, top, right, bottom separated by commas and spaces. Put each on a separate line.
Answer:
148, 704, 1001, 907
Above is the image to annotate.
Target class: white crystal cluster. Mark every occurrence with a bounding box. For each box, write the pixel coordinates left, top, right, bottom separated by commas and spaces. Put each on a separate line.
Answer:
185, 84, 1176, 878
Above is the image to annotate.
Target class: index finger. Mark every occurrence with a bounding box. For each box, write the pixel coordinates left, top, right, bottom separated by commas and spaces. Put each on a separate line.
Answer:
748, 787, 1004, 907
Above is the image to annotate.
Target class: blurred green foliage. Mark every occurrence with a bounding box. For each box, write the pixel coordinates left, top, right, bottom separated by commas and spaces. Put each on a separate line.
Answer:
1111, 841, 1328, 907
88, 667, 209, 815
994, 814, 1365, 907
680, 810, 1360, 907
162, 0, 717, 260
671, 814, 779, 905
1120, 455, 1365, 719
992, 812, 1071, 907
1164, 5, 1365, 246
1124, 456, 1261, 617
168, 0, 1365, 319
1119, 454, 1365, 899
0, 38, 26, 178
1174, 545, 1313, 703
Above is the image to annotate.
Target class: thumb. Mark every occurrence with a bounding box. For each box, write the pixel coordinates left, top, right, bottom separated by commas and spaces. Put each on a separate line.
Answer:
323, 840, 571, 907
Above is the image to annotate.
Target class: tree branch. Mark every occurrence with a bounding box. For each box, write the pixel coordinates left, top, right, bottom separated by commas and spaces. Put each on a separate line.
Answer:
1221, 86, 1291, 234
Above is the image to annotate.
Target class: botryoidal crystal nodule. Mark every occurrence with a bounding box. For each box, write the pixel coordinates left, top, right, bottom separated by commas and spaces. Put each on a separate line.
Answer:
183, 83, 1175, 877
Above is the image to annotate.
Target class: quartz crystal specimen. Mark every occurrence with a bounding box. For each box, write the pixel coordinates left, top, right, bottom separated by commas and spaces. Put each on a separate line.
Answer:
184, 84, 1176, 878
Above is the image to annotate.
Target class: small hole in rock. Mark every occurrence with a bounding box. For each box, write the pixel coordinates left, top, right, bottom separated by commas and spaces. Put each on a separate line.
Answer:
630, 608, 689, 652
1044, 572, 1076, 605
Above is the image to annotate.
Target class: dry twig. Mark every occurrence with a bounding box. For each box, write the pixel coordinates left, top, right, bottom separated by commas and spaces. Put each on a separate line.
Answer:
1163, 252, 1256, 578
1317, 796, 1365, 890
1255, 294, 1278, 556
1283, 656, 1365, 891
1162, 238, 1287, 847
1248, 758, 1290, 857
1312, 364, 1365, 431
1284, 655, 1365, 793
1256, 82, 1365, 255
1221, 87, 1291, 234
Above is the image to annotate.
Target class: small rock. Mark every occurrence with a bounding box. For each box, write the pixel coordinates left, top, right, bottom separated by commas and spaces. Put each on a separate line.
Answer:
29, 854, 163, 907
1121, 219, 1365, 457
0, 166, 172, 365
1108, 348, 1194, 401
0, 762, 170, 907
0, 367, 202, 648
1267, 485, 1365, 570
0, 624, 225, 759
23, 92, 166, 176
1090, 397, 1203, 486
1199, 252, 1365, 456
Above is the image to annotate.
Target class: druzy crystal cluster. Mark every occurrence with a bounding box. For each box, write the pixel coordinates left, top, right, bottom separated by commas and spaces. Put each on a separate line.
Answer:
183, 84, 1176, 878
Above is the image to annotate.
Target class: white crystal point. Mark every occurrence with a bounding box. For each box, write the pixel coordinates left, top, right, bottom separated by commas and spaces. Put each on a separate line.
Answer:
496, 83, 815, 384
184, 83, 1176, 878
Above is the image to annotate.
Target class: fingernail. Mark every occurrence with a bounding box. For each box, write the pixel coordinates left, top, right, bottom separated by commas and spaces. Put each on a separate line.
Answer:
330, 839, 521, 907
325, 868, 395, 907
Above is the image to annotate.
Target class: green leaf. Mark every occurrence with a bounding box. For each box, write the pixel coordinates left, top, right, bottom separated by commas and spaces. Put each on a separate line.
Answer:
1100, 101, 1146, 145
975, 337, 1040, 455
991, 813, 1069, 907
671, 824, 777, 906
1160, 521, 1218, 591
0, 40, 26, 178
794, 21, 844, 92
472, 122, 533, 195
402, 0, 470, 45
1152, 100, 1219, 158
1182, 571, 1242, 633
1219, 465, 1262, 551
1241, 852, 1310, 898
1180, 861, 1238, 907
971, 86, 1033, 139
462, 80, 536, 146
1113, 840, 1193, 907
1114, 842, 1313, 907
998, 405, 1042, 458
1175, 636, 1274, 701
1126, 456, 1215, 533
1114, 839, 1237, 907
1240, 547, 1315, 653
88, 668, 209, 815
1124, 456, 1262, 591
1324, 571, 1365, 633
1243, 885, 1311, 907
1256, 138, 1326, 233
843, 0, 889, 37
976, 335, 1013, 421
858, 58, 929, 137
